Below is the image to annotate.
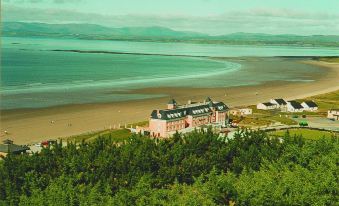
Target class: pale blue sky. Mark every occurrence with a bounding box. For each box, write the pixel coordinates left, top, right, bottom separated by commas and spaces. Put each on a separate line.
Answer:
3, 0, 339, 35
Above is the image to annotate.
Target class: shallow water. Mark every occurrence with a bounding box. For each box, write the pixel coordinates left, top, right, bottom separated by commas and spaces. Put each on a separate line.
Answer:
1, 37, 337, 109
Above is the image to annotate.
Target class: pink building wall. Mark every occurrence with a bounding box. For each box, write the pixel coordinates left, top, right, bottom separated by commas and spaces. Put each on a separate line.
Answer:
149, 119, 167, 137
149, 99, 228, 137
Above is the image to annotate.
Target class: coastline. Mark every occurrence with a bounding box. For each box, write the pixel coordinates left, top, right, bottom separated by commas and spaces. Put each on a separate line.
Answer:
1, 59, 338, 144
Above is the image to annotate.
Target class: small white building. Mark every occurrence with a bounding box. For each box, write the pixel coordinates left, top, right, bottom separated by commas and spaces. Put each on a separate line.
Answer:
257, 102, 277, 110
301, 101, 318, 111
287, 101, 304, 112
239, 108, 252, 115
328, 109, 339, 120
270, 98, 287, 111
230, 108, 252, 116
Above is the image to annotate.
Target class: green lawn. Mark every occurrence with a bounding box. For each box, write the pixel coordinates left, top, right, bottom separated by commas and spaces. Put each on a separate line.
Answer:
266, 115, 298, 125
65, 128, 133, 143
64, 121, 148, 142
270, 128, 338, 140
238, 106, 298, 127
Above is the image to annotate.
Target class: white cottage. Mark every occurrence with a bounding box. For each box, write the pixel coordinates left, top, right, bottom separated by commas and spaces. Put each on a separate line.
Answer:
257, 102, 277, 110
287, 101, 304, 112
301, 101, 318, 111
327, 109, 339, 120
239, 108, 252, 115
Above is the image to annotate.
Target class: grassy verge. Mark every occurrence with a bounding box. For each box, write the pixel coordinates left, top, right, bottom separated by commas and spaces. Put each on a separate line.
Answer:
64, 121, 148, 142
317, 57, 339, 63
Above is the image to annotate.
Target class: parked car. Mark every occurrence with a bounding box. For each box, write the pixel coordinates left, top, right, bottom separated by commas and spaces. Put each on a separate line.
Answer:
299, 121, 308, 127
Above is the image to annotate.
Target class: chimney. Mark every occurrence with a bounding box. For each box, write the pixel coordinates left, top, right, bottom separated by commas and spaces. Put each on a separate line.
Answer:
188, 100, 191, 105
167, 99, 177, 109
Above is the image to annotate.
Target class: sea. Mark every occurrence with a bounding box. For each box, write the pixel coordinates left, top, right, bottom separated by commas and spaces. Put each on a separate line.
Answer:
1, 36, 339, 110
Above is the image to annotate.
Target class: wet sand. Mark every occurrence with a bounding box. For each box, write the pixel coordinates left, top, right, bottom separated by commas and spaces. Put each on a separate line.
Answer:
1, 59, 338, 144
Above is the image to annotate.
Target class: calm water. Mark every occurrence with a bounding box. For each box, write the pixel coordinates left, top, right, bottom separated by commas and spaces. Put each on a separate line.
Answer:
1, 37, 338, 109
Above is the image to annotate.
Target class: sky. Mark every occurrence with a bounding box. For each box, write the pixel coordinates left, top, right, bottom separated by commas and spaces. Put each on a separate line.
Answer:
2, 0, 339, 35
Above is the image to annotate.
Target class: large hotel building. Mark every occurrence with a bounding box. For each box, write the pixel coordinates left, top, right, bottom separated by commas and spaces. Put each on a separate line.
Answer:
149, 97, 229, 137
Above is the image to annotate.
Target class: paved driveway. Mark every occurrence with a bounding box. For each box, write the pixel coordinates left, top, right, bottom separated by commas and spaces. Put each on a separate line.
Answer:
293, 117, 339, 131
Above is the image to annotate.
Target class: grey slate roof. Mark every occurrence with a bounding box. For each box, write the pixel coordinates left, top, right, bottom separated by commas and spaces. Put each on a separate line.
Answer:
151, 108, 187, 120
303, 101, 318, 108
274, 99, 287, 105
262, 102, 275, 107
186, 104, 212, 116
151, 99, 228, 120
209, 102, 229, 111
288, 101, 303, 109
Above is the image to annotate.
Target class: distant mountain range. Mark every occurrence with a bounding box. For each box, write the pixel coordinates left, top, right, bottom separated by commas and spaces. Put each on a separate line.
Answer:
3, 22, 339, 47
2, 22, 205, 38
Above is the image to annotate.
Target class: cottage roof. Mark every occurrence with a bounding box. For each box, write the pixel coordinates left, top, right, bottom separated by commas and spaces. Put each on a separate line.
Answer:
274, 99, 287, 105
303, 101, 318, 108
262, 102, 275, 107
288, 101, 303, 109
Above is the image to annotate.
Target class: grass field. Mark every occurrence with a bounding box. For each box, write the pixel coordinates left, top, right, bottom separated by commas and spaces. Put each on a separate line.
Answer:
270, 128, 338, 140
237, 106, 298, 127
65, 129, 132, 143
298, 90, 339, 112
64, 121, 148, 142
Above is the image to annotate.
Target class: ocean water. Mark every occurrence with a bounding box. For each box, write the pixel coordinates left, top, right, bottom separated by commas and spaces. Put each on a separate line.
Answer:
1, 37, 338, 109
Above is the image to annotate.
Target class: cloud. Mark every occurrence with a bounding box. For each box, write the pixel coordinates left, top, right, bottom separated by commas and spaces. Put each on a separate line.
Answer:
2, 4, 339, 35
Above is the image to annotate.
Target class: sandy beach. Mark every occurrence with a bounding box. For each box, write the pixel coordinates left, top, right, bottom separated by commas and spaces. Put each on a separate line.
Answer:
1, 59, 338, 144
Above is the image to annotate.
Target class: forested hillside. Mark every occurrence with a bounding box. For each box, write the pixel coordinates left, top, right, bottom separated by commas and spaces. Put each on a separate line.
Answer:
0, 129, 338, 205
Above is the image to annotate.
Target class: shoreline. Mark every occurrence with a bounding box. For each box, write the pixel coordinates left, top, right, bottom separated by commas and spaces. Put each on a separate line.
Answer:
1, 59, 338, 144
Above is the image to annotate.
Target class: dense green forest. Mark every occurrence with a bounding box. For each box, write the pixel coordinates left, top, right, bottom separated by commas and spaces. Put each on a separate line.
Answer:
0, 129, 338, 205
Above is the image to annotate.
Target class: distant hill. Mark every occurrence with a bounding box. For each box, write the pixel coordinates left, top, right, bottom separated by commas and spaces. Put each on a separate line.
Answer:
3, 22, 339, 47
2, 22, 206, 38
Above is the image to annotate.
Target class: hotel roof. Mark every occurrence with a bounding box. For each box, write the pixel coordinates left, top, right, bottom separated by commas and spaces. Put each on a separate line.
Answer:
151, 99, 228, 120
